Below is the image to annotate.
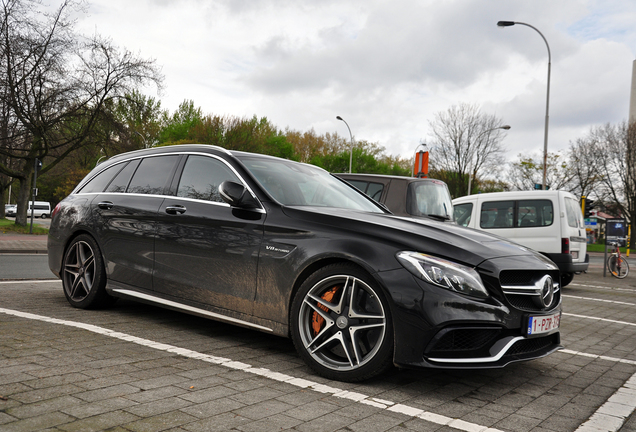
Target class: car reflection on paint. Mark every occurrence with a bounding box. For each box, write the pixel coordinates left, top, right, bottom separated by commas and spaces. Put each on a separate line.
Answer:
48, 144, 562, 382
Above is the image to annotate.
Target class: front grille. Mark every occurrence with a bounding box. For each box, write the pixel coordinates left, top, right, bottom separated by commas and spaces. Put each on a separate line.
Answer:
499, 270, 560, 312
500, 270, 537, 285
428, 328, 501, 355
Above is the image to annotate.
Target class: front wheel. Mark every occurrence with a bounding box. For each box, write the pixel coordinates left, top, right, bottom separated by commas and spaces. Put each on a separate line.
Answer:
607, 255, 629, 279
62, 234, 116, 309
290, 263, 394, 382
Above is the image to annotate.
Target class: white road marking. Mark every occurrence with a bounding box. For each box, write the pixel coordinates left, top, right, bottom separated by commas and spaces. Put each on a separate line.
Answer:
574, 374, 636, 432
569, 283, 636, 293
563, 313, 636, 328
0, 307, 505, 432
563, 294, 636, 307
0, 279, 60, 284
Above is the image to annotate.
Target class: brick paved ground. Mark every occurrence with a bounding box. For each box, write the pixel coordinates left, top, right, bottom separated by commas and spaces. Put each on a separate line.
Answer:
1, 239, 636, 431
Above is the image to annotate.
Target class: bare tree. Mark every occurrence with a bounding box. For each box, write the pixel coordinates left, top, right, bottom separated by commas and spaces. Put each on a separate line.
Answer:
591, 121, 636, 248
428, 103, 508, 197
567, 135, 603, 199
506, 152, 573, 192
0, 0, 163, 225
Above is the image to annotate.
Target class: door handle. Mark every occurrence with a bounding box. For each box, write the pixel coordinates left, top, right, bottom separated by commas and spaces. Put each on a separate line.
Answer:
97, 201, 114, 210
165, 205, 186, 215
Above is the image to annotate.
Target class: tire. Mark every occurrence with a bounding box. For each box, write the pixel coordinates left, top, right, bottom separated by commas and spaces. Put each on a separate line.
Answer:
62, 234, 116, 309
560, 272, 574, 287
290, 263, 393, 382
607, 255, 629, 279
41, 214, 47, 219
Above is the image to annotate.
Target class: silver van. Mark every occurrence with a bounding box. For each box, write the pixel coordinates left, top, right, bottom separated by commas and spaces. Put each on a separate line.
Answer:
27, 201, 52, 218
453, 191, 589, 287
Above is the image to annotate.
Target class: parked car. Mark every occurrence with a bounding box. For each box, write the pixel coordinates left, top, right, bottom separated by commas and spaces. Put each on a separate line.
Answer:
334, 173, 454, 221
48, 145, 562, 381
27, 201, 52, 218
5, 204, 16, 217
453, 190, 589, 287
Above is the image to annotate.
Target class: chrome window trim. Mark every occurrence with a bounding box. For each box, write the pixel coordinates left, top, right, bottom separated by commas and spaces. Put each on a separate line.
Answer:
112, 288, 273, 332
73, 150, 265, 213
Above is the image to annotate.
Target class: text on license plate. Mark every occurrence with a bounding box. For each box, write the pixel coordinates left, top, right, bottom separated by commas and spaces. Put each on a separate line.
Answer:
527, 312, 561, 335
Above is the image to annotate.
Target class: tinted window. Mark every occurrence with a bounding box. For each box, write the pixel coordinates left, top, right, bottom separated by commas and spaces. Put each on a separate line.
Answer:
345, 180, 384, 201
454, 203, 473, 227
105, 159, 140, 193
481, 201, 514, 228
347, 180, 369, 192
518, 200, 553, 227
78, 163, 127, 194
127, 156, 179, 195
177, 155, 240, 202
481, 199, 553, 228
366, 182, 384, 201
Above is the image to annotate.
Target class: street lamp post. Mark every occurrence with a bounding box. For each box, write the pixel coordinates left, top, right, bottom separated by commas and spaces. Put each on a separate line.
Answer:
336, 116, 354, 173
467, 125, 511, 195
497, 20, 551, 190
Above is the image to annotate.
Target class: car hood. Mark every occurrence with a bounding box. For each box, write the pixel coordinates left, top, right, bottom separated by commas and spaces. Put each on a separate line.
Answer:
282, 206, 552, 268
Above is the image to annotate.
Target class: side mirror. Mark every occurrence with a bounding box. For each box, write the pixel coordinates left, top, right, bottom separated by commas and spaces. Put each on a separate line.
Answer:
219, 181, 260, 209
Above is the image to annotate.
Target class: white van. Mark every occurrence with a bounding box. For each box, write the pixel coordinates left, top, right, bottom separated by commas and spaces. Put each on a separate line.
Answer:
27, 201, 52, 219
453, 190, 588, 287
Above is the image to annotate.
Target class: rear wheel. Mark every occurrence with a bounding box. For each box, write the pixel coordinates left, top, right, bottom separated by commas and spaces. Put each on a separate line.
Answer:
290, 263, 393, 382
608, 255, 629, 279
62, 234, 116, 309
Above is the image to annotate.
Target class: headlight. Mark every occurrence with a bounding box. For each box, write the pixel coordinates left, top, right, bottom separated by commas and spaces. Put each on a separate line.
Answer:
396, 251, 488, 299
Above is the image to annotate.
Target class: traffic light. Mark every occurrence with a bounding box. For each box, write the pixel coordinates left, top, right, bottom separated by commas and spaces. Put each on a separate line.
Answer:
584, 199, 594, 218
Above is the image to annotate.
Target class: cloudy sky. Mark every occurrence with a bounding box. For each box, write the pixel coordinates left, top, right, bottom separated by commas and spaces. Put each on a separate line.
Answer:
73, 0, 636, 164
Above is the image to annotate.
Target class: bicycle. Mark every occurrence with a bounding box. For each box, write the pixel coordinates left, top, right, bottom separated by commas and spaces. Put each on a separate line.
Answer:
607, 241, 629, 279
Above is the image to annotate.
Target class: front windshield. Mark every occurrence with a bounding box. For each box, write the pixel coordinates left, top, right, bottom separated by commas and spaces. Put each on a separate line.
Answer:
407, 180, 454, 220
237, 156, 384, 213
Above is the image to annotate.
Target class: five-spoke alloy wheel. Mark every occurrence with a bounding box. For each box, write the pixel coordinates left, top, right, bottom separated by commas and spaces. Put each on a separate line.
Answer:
291, 264, 393, 381
62, 234, 114, 309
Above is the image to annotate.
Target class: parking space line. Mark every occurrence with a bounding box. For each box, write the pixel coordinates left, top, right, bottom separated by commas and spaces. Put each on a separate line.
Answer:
563, 312, 636, 328
0, 307, 505, 432
568, 283, 636, 293
574, 373, 636, 432
563, 294, 636, 307
560, 349, 636, 366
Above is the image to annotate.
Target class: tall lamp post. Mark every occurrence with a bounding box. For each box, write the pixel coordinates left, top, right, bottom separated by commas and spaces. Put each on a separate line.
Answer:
336, 116, 354, 173
497, 20, 551, 190
467, 125, 511, 195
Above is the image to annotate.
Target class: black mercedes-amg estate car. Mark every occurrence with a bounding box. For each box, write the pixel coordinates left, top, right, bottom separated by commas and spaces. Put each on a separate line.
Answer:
48, 144, 562, 381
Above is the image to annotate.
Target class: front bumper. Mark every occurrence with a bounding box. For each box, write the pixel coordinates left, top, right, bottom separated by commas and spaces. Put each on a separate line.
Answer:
378, 258, 562, 370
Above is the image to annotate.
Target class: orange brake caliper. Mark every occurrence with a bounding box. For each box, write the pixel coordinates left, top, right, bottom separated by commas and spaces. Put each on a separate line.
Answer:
312, 286, 339, 336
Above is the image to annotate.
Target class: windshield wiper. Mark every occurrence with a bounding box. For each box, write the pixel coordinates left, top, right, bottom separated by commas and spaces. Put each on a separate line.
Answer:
425, 213, 451, 221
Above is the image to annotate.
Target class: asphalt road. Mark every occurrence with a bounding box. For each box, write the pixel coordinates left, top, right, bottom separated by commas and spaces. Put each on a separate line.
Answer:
1, 253, 635, 432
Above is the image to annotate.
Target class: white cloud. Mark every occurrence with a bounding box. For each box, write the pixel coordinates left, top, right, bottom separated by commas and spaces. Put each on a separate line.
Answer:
72, 0, 636, 163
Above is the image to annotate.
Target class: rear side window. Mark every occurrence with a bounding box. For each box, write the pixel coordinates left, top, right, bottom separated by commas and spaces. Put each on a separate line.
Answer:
564, 197, 582, 228
481, 199, 553, 228
127, 155, 179, 195
345, 180, 384, 201
176, 155, 240, 202
78, 163, 128, 194
454, 203, 473, 226
481, 201, 513, 228
518, 200, 553, 227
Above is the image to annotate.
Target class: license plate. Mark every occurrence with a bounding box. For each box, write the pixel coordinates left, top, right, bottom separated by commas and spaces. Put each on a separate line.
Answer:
571, 251, 579, 259
527, 312, 561, 335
